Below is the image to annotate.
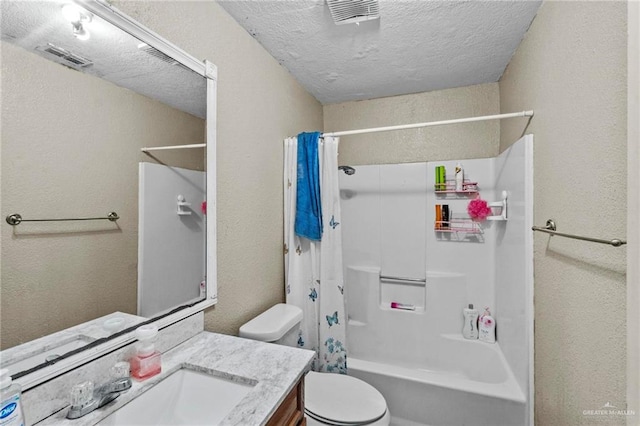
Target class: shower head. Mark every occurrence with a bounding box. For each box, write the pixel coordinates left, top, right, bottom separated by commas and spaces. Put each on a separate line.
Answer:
339, 166, 356, 175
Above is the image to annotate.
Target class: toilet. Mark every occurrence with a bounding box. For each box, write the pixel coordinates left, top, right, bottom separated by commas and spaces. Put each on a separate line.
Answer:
239, 304, 390, 426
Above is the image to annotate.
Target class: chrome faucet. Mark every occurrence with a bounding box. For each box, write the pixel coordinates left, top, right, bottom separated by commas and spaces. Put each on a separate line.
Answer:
66, 377, 132, 419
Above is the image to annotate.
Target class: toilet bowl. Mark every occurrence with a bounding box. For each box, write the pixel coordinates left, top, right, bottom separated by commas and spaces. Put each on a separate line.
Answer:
239, 304, 390, 426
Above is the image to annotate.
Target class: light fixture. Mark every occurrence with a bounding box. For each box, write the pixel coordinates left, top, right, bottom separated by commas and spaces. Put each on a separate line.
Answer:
61, 4, 93, 41
72, 22, 90, 41
61, 4, 82, 22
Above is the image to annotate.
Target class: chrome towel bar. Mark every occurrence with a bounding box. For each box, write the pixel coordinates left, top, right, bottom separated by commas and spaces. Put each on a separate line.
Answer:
532, 219, 626, 247
6, 212, 120, 226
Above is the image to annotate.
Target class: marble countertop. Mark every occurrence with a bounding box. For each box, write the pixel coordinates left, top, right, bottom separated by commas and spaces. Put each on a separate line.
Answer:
37, 331, 315, 426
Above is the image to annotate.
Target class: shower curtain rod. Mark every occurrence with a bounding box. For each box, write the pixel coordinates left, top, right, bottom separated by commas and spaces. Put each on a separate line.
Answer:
141, 143, 206, 152
321, 110, 534, 138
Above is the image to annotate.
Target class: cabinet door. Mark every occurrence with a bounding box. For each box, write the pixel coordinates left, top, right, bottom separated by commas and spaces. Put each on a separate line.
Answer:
266, 376, 305, 426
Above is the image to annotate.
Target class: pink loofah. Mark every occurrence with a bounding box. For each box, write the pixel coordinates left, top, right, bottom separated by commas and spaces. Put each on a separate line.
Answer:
467, 198, 492, 221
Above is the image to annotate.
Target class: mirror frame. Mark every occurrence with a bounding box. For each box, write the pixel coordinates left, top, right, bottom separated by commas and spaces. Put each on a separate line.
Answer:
13, 0, 217, 391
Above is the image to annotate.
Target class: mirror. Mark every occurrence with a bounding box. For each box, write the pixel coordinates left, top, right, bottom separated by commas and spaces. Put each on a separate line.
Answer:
0, 0, 210, 376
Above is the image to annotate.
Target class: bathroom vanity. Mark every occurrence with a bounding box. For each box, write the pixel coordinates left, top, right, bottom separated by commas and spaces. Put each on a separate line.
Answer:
35, 332, 314, 425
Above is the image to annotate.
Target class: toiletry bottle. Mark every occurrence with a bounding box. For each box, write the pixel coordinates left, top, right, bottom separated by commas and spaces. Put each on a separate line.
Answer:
442, 205, 450, 229
435, 204, 442, 230
455, 163, 464, 191
479, 307, 496, 343
199, 279, 206, 299
130, 325, 161, 380
0, 369, 25, 426
462, 304, 478, 339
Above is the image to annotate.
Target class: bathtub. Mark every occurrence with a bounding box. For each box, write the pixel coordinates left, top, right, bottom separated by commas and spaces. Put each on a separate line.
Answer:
345, 267, 527, 425
348, 336, 526, 426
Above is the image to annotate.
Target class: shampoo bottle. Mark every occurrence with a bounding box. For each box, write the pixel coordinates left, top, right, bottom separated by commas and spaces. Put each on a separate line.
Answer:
455, 163, 464, 191
438, 166, 446, 191
130, 325, 161, 380
462, 304, 478, 339
479, 307, 496, 343
0, 369, 25, 426
442, 205, 450, 229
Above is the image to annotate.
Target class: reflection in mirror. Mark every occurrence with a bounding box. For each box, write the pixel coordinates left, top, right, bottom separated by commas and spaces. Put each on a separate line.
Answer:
0, 0, 207, 376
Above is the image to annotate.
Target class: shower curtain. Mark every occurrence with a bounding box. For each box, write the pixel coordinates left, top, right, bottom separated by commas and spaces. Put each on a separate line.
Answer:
284, 135, 347, 374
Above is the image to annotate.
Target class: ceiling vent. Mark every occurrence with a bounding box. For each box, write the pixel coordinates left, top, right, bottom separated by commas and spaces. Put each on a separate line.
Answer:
137, 43, 193, 73
326, 0, 379, 25
36, 44, 93, 68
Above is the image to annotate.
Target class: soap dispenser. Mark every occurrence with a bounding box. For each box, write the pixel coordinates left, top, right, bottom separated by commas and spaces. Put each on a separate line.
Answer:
130, 325, 161, 380
479, 307, 496, 343
0, 369, 25, 426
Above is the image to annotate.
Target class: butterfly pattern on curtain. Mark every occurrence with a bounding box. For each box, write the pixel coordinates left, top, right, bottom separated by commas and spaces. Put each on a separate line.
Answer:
284, 136, 347, 374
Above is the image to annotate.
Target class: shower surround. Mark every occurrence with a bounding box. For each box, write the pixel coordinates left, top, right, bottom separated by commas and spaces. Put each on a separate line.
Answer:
339, 136, 533, 425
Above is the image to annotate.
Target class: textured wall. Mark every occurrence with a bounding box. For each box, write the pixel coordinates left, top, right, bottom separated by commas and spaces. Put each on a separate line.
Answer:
1, 41, 205, 349
323, 83, 500, 165
112, 1, 323, 336
499, 2, 628, 425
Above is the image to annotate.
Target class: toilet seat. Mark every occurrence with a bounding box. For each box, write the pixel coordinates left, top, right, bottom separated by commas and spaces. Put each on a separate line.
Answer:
305, 372, 388, 425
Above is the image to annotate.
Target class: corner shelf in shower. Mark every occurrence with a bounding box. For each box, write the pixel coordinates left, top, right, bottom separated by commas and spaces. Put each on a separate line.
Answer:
434, 219, 482, 234
434, 180, 478, 195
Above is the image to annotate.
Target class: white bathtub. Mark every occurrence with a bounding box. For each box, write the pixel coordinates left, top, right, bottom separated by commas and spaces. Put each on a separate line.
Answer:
348, 338, 526, 425
345, 267, 527, 425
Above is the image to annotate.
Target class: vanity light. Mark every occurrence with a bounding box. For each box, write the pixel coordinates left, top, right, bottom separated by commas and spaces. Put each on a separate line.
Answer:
61, 4, 92, 41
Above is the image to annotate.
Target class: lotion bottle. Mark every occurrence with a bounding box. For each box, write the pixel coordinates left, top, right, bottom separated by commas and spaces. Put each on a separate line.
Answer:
0, 369, 25, 426
479, 307, 496, 343
462, 304, 478, 339
130, 325, 161, 380
455, 163, 464, 191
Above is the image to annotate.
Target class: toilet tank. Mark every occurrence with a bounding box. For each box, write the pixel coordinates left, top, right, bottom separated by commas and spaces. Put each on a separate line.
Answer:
239, 304, 303, 346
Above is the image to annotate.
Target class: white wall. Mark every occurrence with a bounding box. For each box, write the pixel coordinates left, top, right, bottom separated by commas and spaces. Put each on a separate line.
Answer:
138, 163, 205, 317
494, 136, 534, 420
426, 159, 496, 313
340, 158, 503, 344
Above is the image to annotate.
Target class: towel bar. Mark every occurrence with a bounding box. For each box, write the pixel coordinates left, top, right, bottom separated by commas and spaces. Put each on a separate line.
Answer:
6, 212, 119, 226
532, 219, 626, 247
380, 275, 426, 284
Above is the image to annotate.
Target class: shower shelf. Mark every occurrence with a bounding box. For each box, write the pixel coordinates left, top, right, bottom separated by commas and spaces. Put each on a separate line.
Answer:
435, 180, 478, 194
434, 219, 482, 234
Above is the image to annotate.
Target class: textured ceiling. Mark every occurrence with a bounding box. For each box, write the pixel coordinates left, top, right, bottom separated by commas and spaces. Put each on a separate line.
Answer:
218, 0, 542, 104
1, 1, 206, 118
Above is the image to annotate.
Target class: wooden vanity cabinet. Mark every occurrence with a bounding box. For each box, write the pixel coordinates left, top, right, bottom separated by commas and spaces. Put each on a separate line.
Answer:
266, 375, 306, 426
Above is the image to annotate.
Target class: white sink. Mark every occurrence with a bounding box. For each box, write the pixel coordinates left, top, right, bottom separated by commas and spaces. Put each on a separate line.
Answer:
97, 368, 254, 425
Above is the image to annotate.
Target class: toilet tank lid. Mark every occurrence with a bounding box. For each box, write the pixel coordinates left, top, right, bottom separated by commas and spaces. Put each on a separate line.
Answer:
239, 303, 303, 342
